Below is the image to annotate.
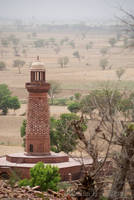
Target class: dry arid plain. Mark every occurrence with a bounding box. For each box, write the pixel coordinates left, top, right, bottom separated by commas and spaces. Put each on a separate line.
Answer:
0, 28, 134, 155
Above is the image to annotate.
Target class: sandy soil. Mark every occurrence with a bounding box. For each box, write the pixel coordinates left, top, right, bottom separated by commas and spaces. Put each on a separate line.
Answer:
0, 30, 134, 155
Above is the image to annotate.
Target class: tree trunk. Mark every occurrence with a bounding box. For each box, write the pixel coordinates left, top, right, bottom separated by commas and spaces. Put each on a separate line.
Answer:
127, 164, 134, 199
108, 149, 130, 200
18, 65, 21, 74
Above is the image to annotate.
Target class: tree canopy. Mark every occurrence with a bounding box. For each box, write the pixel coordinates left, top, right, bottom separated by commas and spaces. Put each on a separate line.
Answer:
0, 84, 20, 115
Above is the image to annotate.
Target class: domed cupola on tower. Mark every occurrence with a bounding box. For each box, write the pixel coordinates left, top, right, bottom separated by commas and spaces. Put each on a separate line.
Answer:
30, 56, 46, 82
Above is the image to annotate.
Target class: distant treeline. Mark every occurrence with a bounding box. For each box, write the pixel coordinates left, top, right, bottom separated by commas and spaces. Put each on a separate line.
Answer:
0, 22, 124, 33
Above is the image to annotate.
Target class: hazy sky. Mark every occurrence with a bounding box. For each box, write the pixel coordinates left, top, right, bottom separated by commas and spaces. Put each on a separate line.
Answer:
0, 0, 134, 21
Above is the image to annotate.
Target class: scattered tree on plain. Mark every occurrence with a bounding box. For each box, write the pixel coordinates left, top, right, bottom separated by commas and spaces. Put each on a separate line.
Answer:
86, 41, 93, 50
48, 81, 61, 105
69, 40, 75, 48
1, 38, 9, 47
73, 51, 80, 60
13, 59, 25, 74
109, 37, 117, 47
0, 61, 6, 71
57, 56, 69, 68
34, 39, 44, 48
100, 58, 109, 70
116, 67, 125, 81
100, 47, 108, 56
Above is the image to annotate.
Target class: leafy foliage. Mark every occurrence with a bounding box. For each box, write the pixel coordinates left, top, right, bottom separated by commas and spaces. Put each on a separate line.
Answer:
73, 51, 80, 59
48, 81, 60, 104
86, 41, 93, 50
19, 162, 60, 191
34, 39, 44, 48
67, 102, 80, 113
1, 38, 9, 47
58, 56, 69, 68
9, 96, 20, 111
13, 59, 25, 74
100, 58, 109, 70
50, 113, 87, 153
116, 68, 125, 81
109, 37, 117, 47
100, 47, 108, 56
0, 84, 20, 115
20, 119, 26, 146
0, 61, 6, 71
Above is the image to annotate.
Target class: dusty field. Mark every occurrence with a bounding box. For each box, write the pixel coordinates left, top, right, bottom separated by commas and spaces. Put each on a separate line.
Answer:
0, 31, 134, 99
0, 30, 134, 155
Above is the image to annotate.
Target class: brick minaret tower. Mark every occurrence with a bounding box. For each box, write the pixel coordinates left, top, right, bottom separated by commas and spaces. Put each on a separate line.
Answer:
25, 57, 50, 155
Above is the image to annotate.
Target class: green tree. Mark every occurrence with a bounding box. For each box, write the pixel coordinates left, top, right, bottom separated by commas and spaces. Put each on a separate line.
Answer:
80, 94, 96, 118
67, 102, 80, 113
73, 51, 80, 60
19, 162, 60, 191
123, 37, 128, 48
13, 59, 25, 74
54, 47, 60, 54
86, 41, 93, 50
109, 37, 117, 47
0, 84, 20, 115
80, 89, 122, 118
100, 47, 108, 56
34, 39, 44, 48
100, 58, 109, 70
48, 81, 60, 104
50, 113, 87, 153
116, 67, 125, 81
58, 56, 69, 68
22, 49, 27, 57
74, 93, 81, 101
20, 119, 26, 138
69, 40, 75, 48
1, 38, 9, 47
0, 61, 6, 71
20, 119, 26, 146
12, 38, 19, 46
0, 84, 11, 115
9, 96, 20, 112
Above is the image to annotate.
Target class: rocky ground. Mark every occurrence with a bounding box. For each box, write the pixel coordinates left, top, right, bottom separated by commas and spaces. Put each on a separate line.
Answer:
0, 179, 75, 200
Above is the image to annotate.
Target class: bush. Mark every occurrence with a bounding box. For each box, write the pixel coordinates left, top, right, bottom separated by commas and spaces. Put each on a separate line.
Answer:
34, 39, 44, 48
19, 178, 31, 187
67, 102, 80, 113
19, 162, 60, 191
109, 37, 117, 47
100, 58, 109, 70
73, 51, 80, 59
50, 113, 87, 153
100, 47, 108, 56
57, 98, 67, 106
0, 61, 6, 71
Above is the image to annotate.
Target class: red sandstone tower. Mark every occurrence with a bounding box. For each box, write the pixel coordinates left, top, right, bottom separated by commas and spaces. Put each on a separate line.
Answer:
25, 57, 50, 155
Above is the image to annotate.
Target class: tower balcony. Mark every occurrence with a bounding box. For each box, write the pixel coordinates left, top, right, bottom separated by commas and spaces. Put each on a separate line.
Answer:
25, 82, 50, 93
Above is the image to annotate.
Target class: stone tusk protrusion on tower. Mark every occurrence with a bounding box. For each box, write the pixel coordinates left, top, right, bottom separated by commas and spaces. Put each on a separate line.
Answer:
25, 59, 50, 156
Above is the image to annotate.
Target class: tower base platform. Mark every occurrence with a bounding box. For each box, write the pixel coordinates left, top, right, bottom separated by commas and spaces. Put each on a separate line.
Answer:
0, 153, 93, 181
6, 152, 69, 164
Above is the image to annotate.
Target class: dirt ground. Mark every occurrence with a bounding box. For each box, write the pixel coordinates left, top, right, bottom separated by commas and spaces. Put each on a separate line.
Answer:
0, 30, 134, 155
